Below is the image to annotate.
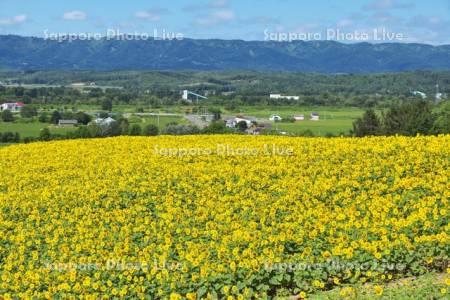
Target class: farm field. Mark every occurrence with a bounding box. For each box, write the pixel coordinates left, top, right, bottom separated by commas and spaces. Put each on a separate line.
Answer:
0, 135, 448, 299
233, 106, 364, 119
10, 104, 364, 136
0, 121, 76, 137
274, 120, 353, 136
0, 115, 186, 139
129, 115, 189, 128
230, 106, 364, 135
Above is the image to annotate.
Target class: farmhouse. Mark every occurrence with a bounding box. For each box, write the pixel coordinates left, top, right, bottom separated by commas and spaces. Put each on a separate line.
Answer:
310, 112, 320, 121
0, 102, 24, 111
225, 117, 253, 128
58, 120, 78, 126
92, 117, 116, 126
270, 94, 300, 101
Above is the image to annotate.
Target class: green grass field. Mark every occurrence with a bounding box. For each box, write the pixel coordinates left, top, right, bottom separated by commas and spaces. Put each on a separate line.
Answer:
232, 106, 363, 118
274, 120, 353, 135
229, 106, 364, 135
130, 115, 188, 127
0, 122, 76, 138
2, 104, 364, 137
0, 115, 186, 139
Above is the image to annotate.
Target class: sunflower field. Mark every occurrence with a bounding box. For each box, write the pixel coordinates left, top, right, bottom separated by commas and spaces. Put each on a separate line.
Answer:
0, 135, 449, 299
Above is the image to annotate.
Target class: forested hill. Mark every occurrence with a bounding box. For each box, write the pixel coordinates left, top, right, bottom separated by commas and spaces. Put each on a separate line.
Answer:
0, 35, 450, 73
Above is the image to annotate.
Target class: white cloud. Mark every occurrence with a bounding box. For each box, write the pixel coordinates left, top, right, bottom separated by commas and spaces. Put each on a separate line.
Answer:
62, 11, 87, 21
210, 0, 229, 8
337, 19, 353, 28
365, 0, 393, 10
364, 0, 414, 10
183, 0, 229, 12
194, 9, 236, 26
213, 10, 235, 21
428, 16, 441, 25
135, 11, 161, 22
0, 14, 27, 26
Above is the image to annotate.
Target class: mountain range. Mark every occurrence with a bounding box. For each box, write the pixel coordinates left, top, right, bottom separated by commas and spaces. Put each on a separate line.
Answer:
0, 35, 449, 73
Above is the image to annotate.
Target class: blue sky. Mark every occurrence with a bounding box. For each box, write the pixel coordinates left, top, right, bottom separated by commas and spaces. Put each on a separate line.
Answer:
1, 0, 449, 44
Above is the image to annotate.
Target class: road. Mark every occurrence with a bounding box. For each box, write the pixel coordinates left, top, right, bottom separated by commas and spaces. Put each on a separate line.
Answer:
184, 114, 209, 128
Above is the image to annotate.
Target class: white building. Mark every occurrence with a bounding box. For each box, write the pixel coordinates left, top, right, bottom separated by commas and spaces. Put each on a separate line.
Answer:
93, 117, 116, 126
270, 94, 300, 101
269, 115, 282, 122
71, 82, 96, 87
310, 112, 320, 121
182, 90, 189, 100
0, 102, 24, 111
412, 91, 427, 99
225, 117, 253, 128
294, 115, 305, 121
58, 120, 78, 126
182, 90, 208, 102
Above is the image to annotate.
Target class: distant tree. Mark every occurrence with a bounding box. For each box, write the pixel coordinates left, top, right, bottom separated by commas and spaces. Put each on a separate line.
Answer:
39, 128, 51, 141
236, 121, 248, 132
74, 112, 92, 125
75, 126, 91, 139
202, 121, 229, 134
98, 112, 109, 119
129, 124, 142, 136
1, 110, 14, 122
108, 121, 122, 137
89, 88, 103, 98
163, 124, 200, 135
38, 112, 48, 123
297, 129, 315, 137
20, 106, 38, 118
101, 99, 113, 112
50, 110, 62, 124
14, 132, 20, 143
224, 101, 238, 112
383, 100, 435, 136
0, 132, 18, 143
281, 117, 296, 123
432, 101, 450, 134
352, 109, 382, 137
117, 118, 129, 135
143, 124, 159, 136
87, 124, 103, 138
209, 108, 222, 121
23, 137, 34, 143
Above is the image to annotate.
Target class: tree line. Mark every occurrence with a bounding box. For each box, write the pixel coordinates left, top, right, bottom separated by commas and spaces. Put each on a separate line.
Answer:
352, 100, 450, 137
